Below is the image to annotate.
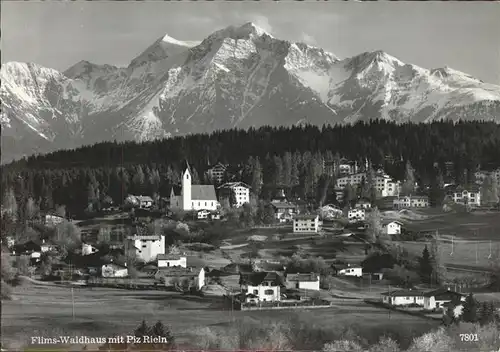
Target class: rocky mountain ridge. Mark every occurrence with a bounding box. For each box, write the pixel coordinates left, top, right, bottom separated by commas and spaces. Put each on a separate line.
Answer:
1, 22, 499, 162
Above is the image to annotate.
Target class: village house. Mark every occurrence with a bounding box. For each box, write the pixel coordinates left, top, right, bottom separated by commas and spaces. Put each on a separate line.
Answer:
334, 188, 345, 203
218, 182, 251, 208
43, 212, 65, 227
39, 239, 58, 253
125, 195, 154, 209
333, 264, 363, 277
474, 168, 500, 185
127, 234, 166, 263
348, 208, 366, 222
382, 220, 403, 236
445, 185, 481, 207
423, 287, 466, 310
271, 201, 299, 223
210, 211, 221, 220
206, 162, 228, 185
285, 273, 320, 291
355, 199, 372, 209
292, 214, 320, 233
101, 262, 128, 278
239, 271, 284, 303
170, 162, 219, 212
393, 196, 430, 209
381, 289, 426, 306
155, 267, 205, 290
197, 209, 211, 220
81, 242, 99, 256
157, 254, 187, 268
319, 204, 343, 220
13, 239, 57, 258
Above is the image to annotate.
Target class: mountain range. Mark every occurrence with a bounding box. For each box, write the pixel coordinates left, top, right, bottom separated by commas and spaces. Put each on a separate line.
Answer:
2, 22, 500, 163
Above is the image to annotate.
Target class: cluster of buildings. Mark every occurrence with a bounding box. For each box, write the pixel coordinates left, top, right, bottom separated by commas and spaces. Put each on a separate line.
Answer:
335, 171, 400, 198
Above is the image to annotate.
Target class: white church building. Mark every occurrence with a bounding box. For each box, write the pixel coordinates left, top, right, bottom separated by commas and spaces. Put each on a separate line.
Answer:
170, 162, 219, 211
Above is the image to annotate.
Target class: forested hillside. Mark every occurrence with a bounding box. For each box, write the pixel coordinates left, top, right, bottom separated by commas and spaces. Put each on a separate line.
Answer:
2, 120, 499, 217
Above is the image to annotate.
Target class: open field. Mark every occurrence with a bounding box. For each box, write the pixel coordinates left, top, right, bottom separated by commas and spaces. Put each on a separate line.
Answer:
2, 282, 439, 350
401, 211, 500, 240
398, 240, 500, 270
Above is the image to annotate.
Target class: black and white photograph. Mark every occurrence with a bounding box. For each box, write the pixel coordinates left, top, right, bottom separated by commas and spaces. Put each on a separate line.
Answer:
1, 1, 500, 351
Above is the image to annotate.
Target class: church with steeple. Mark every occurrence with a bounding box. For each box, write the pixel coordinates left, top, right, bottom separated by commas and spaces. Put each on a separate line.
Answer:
169, 161, 219, 211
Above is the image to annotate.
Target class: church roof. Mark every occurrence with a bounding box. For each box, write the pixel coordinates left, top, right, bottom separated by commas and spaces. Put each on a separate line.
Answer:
192, 185, 217, 201
184, 160, 192, 174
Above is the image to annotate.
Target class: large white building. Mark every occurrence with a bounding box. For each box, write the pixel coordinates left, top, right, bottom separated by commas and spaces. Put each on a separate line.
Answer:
218, 182, 250, 208
170, 163, 219, 211
293, 214, 320, 233
127, 234, 166, 263
446, 185, 481, 207
336, 172, 400, 198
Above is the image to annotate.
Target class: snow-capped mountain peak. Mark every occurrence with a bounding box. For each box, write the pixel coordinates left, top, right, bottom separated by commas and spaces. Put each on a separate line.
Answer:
1, 23, 500, 163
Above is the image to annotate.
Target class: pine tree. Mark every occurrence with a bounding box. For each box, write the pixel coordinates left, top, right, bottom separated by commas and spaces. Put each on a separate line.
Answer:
282, 152, 293, 191
343, 184, 355, 208
478, 301, 496, 326
430, 235, 447, 285
461, 293, 478, 323
419, 245, 433, 284
151, 320, 175, 348
134, 320, 151, 337
251, 157, 263, 197
365, 164, 378, 203
401, 161, 416, 196
273, 155, 284, 188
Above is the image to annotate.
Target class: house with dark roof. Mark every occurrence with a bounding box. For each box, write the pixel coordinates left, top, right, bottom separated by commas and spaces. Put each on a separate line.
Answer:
170, 161, 219, 212
381, 289, 426, 306
239, 271, 285, 303
445, 184, 481, 207
206, 162, 228, 185
285, 272, 320, 291
271, 201, 299, 223
423, 287, 465, 310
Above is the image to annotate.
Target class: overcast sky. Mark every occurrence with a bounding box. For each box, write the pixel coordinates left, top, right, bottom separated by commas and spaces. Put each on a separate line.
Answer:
2, 1, 499, 84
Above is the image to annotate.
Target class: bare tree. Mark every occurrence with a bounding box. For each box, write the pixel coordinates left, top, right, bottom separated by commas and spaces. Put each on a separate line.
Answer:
2, 188, 18, 221
367, 207, 383, 243
54, 220, 81, 253
481, 174, 499, 208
